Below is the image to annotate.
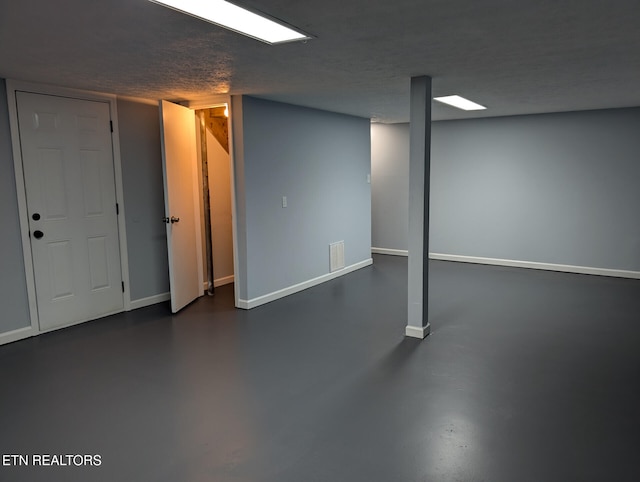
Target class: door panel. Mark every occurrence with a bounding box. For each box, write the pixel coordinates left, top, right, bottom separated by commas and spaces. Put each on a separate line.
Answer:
39, 148, 68, 218
48, 240, 74, 300
159, 100, 203, 313
16, 92, 123, 331
87, 236, 110, 290
80, 149, 105, 216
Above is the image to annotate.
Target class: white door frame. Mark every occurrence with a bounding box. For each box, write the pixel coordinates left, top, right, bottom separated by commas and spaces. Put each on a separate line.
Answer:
186, 96, 241, 309
5, 79, 131, 342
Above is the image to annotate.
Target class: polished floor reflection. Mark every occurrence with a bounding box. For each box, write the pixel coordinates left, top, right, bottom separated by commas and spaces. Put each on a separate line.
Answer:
1, 255, 639, 482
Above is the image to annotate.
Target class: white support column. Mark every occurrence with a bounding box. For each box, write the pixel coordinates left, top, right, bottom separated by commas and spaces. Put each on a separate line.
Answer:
406, 76, 432, 339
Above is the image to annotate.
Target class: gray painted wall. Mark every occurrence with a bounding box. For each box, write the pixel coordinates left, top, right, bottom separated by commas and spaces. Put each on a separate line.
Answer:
372, 108, 640, 271
0, 79, 31, 333
371, 123, 409, 250
233, 96, 371, 301
117, 99, 169, 300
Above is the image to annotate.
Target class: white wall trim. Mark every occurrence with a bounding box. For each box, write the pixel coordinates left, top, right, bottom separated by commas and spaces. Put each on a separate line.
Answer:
429, 253, 640, 279
0, 326, 36, 346
372, 247, 408, 257
405, 323, 430, 339
5, 80, 40, 335
107, 97, 132, 311
214, 275, 235, 287
184, 96, 229, 111
129, 292, 171, 310
202, 275, 235, 291
226, 97, 241, 309
237, 258, 373, 309
186, 95, 242, 310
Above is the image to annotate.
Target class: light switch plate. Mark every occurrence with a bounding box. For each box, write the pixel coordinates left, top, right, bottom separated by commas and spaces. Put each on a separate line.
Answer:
282, 196, 287, 208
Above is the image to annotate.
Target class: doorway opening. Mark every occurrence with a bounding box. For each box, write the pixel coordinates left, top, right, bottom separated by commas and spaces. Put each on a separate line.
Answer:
195, 105, 235, 298
159, 98, 239, 313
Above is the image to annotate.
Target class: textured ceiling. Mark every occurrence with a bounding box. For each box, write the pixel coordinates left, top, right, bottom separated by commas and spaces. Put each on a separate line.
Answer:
1, 0, 639, 122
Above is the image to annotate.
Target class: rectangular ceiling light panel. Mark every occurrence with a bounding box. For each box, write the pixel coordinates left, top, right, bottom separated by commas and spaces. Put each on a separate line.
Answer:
149, 0, 310, 44
434, 95, 486, 111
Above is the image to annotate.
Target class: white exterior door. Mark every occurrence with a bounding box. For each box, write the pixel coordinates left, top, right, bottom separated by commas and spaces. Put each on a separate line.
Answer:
16, 92, 124, 331
159, 100, 203, 313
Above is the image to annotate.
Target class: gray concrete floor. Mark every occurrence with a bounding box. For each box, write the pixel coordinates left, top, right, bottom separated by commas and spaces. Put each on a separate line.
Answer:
1, 255, 639, 481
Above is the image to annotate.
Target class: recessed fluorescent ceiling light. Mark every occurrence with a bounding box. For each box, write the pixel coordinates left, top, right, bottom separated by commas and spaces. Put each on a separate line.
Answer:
434, 95, 486, 111
149, 0, 310, 44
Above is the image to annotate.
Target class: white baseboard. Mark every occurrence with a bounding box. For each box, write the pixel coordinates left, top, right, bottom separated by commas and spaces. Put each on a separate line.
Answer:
129, 292, 170, 310
371, 247, 408, 257
429, 253, 640, 279
237, 258, 374, 309
405, 323, 430, 339
0, 326, 36, 346
202, 275, 235, 291
4, 292, 171, 344
214, 275, 234, 287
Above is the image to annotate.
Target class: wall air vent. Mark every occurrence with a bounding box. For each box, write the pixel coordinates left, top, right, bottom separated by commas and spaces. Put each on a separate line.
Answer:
329, 241, 345, 272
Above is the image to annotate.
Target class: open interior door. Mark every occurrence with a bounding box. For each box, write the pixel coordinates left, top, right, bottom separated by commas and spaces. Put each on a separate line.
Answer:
159, 100, 203, 313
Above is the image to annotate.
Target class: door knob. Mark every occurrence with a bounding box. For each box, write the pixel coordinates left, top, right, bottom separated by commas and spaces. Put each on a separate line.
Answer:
32, 213, 41, 221
170, 216, 180, 224
162, 217, 170, 223
33, 230, 44, 239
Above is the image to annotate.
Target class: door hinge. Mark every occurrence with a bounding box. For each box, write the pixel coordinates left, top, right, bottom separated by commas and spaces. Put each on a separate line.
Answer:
110, 120, 114, 133
122, 281, 125, 293
116, 203, 119, 215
